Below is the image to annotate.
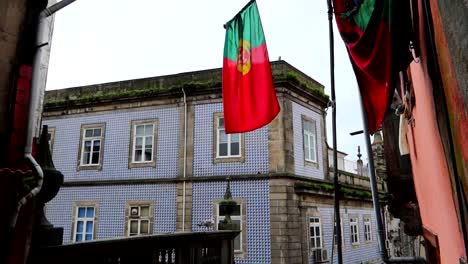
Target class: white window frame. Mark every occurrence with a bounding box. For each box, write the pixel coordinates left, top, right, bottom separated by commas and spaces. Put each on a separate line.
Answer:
302, 118, 317, 163
127, 205, 152, 236
350, 217, 360, 245
79, 124, 105, 168
131, 123, 155, 163
363, 217, 372, 242
73, 205, 96, 242
216, 116, 241, 158
309, 217, 322, 250
216, 203, 243, 253
334, 218, 344, 247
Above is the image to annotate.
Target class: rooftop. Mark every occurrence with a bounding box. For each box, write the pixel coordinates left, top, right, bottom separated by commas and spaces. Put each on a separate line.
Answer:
44, 60, 329, 110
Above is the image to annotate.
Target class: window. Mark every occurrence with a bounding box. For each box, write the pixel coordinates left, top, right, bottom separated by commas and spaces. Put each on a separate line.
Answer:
129, 119, 158, 168
47, 127, 55, 154
125, 203, 153, 236
78, 124, 105, 170
73, 205, 96, 242
364, 216, 372, 242
215, 201, 245, 253
302, 117, 317, 163
309, 217, 322, 249
213, 113, 244, 163
334, 218, 344, 247
350, 217, 360, 245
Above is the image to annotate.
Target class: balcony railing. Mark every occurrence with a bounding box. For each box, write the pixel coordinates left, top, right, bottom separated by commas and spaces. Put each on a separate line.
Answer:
35, 231, 239, 264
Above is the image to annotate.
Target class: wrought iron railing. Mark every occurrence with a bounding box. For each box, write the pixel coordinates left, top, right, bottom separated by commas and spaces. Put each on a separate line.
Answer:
35, 231, 239, 264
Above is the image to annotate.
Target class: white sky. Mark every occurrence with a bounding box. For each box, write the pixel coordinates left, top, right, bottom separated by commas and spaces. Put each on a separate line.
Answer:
46, 0, 368, 161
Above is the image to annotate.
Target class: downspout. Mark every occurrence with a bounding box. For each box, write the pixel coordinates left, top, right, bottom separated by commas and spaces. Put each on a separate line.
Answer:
181, 88, 187, 232
10, 0, 77, 228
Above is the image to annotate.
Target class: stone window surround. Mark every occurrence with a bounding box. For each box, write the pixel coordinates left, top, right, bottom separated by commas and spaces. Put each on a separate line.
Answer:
124, 200, 155, 237
303, 208, 326, 255
363, 214, 372, 243
309, 216, 323, 250
301, 115, 318, 168
213, 197, 247, 259
212, 113, 245, 164
349, 214, 360, 246
128, 119, 159, 169
70, 201, 99, 242
47, 126, 56, 154
77, 123, 106, 171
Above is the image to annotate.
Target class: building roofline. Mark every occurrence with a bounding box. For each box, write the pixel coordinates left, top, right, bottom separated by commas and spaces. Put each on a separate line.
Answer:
44, 60, 328, 111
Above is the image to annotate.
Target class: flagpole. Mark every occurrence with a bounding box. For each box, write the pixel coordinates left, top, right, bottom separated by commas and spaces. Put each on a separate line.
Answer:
359, 101, 389, 262
326, 0, 343, 264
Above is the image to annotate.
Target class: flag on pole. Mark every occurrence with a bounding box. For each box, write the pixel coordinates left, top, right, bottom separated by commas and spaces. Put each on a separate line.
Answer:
222, 0, 280, 134
332, 0, 412, 133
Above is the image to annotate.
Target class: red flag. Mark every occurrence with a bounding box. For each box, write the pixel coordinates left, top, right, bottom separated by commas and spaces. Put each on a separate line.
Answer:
222, 0, 280, 133
333, 0, 412, 133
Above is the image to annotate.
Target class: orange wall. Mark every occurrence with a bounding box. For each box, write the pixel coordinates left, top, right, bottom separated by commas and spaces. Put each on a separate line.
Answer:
404, 2, 466, 262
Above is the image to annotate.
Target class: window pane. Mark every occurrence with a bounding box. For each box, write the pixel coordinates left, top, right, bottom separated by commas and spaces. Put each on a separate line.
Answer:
84, 141, 91, 151
86, 207, 94, 217
140, 206, 149, 217
92, 152, 99, 164
76, 234, 83, 242
85, 129, 93, 137
234, 234, 240, 251
130, 220, 138, 234
140, 220, 149, 234
86, 221, 93, 233
93, 140, 100, 151
232, 219, 241, 231
303, 120, 313, 131
83, 152, 90, 164
316, 237, 321, 248
93, 128, 101, 137
144, 149, 152, 161
219, 143, 228, 156
136, 125, 144, 136
145, 124, 153, 135
230, 133, 240, 143
232, 205, 241, 216
145, 136, 153, 148
78, 207, 86, 217
231, 142, 239, 156
135, 150, 142, 161
135, 137, 143, 148
85, 234, 92, 241
130, 207, 139, 216
76, 221, 84, 232
219, 131, 228, 143
218, 118, 224, 128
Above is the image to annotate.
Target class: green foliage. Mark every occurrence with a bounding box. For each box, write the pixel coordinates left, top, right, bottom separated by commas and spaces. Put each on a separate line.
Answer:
274, 72, 329, 101
45, 71, 330, 108
295, 181, 383, 200
45, 81, 222, 108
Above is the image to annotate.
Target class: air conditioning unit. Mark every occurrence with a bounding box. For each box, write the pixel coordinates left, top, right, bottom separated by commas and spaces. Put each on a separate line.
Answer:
312, 248, 329, 263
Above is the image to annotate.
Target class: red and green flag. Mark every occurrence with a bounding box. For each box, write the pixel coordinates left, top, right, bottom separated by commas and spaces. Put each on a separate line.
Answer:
333, 0, 412, 133
222, 0, 280, 134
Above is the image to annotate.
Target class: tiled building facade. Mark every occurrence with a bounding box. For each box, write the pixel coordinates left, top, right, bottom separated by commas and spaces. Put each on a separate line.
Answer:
44, 61, 381, 264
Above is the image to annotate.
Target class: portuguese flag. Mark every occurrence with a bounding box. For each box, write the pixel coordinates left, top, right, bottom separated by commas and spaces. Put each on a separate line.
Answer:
222, 0, 280, 134
333, 0, 412, 133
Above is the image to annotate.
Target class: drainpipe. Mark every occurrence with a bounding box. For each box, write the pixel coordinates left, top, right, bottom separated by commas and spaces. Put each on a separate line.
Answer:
181, 88, 187, 232
10, 0, 77, 228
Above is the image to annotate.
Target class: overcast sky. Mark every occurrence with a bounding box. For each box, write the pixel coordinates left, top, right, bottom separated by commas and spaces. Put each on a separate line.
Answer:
46, 0, 368, 161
